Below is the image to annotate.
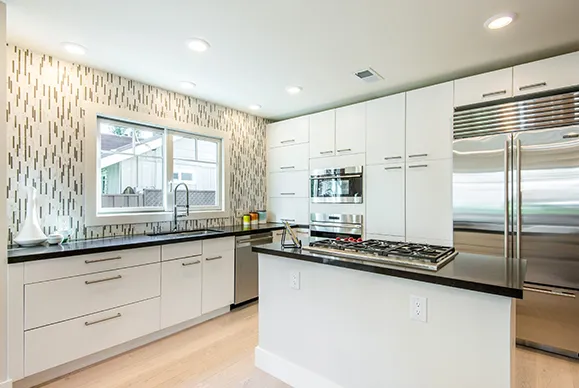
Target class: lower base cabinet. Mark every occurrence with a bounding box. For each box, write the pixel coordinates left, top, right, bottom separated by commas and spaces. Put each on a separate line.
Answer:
202, 250, 235, 314
161, 257, 202, 329
24, 297, 161, 376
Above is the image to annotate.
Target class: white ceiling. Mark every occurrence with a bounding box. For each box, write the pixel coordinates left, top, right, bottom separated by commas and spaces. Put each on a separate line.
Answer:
4, 0, 579, 120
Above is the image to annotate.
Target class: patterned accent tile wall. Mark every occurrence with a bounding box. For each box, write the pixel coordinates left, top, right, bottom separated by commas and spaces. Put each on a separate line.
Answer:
6, 45, 268, 244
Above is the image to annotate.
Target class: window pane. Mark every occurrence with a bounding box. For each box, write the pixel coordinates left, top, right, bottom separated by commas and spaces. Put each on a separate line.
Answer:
100, 123, 133, 153
173, 159, 218, 207
173, 136, 196, 159
198, 139, 218, 162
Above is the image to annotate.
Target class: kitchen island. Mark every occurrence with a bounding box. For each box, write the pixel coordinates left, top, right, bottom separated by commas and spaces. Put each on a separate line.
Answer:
253, 240, 526, 388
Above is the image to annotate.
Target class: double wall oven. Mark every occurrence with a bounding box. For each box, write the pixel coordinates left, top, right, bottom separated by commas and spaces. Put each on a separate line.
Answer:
310, 166, 363, 204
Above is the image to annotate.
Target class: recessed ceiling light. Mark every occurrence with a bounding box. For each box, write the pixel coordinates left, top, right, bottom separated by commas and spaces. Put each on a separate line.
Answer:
61, 42, 87, 55
286, 86, 303, 95
187, 38, 211, 52
180, 81, 196, 89
484, 12, 516, 30
249, 104, 262, 110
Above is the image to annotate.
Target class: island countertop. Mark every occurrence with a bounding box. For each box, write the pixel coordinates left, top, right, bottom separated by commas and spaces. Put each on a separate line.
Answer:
253, 239, 526, 299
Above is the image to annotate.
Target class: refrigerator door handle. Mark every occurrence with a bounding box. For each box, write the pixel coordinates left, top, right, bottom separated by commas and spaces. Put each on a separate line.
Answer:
516, 138, 522, 259
504, 139, 509, 257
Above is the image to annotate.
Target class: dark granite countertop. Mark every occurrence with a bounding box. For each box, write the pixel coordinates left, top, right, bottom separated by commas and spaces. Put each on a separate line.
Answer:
253, 239, 526, 299
8, 223, 308, 264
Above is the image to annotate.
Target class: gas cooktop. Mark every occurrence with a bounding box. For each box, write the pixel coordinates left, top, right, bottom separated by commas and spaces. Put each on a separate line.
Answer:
302, 238, 457, 271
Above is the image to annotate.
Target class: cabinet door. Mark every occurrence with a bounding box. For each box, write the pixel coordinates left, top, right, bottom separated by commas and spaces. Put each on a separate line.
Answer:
309, 110, 336, 158
454, 68, 513, 107
335, 102, 366, 155
406, 82, 453, 162
267, 197, 309, 224
202, 250, 234, 314
406, 159, 453, 243
267, 143, 309, 172
514, 51, 579, 96
366, 164, 405, 237
268, 171, 309, 198
161, 257, 202, 329
366, 93, 405, 165
267, 117, 309, 148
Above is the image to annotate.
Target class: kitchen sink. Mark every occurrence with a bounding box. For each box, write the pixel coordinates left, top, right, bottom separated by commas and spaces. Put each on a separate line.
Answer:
146, 228, 223, 237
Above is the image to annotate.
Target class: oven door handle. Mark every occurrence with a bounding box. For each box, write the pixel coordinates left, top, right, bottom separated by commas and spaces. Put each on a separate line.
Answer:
310, 222, 363, 228
310, 174, 362, 180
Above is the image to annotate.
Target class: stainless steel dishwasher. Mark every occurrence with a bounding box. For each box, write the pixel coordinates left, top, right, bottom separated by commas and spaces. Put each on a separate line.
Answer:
234, 232, 273, 305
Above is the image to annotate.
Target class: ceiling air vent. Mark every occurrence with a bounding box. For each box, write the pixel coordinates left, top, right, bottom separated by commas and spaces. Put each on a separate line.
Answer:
354, 67, 383, 83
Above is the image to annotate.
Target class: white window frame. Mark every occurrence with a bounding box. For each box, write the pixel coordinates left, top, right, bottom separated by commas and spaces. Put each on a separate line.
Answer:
85, 103, 231, 226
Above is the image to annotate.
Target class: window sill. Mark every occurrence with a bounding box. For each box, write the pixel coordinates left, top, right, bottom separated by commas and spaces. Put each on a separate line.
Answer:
85, 209, 231, 227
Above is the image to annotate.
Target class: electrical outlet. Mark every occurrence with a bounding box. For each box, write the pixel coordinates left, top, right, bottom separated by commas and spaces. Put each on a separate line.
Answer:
410, 295, 427, 322
290, 271, 301, 290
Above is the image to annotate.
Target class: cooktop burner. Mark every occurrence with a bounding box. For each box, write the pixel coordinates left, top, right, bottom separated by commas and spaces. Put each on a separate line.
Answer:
304, 238, 457, 271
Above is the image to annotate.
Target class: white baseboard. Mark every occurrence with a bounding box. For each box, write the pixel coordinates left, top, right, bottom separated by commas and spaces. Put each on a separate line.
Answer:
0, 379, 13, 388
255, 346, 342, 388
14, 306, 230, 388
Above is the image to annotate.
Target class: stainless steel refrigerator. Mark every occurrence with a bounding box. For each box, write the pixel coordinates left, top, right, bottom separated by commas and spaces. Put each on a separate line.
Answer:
453, 89, 579, 359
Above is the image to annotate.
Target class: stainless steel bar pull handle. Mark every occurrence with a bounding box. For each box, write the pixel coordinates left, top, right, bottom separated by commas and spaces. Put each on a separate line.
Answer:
408, 154, 428, 158
516, 138, 522, 259
280, 139, 295, 144
519, 82, 547, 91
337, 148, 352, 152
85, 313, 122, 326
85, 274, 122, 285
85, 256, 122, 264
206, 255, 223, 261
482, 90, 507, 98
281, 218, 295, 222
280, 166, 295, 170
182, 260, 201, 266
238, 236, 273, 244
384, 156, 402, 160
408, 164, 428, 169
563, 133, 579, 139
280, 192, 295, 196
504, 140, 509, 257
524, 287, 576, 298
320, 151, 333, 155
384, 166, 402, 170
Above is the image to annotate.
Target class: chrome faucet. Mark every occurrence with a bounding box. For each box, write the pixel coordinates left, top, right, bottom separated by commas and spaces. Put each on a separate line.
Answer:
173, 182, 190, 231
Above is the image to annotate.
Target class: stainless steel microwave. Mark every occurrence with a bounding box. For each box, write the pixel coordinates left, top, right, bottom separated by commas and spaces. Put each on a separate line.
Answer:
310, 166, 363, 204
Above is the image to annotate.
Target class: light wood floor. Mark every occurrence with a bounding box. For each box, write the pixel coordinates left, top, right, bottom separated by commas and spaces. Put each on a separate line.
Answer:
41, 303, 579, 388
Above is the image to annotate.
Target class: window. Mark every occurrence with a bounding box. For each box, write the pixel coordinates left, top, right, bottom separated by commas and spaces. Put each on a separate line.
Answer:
95, 116, 224, 218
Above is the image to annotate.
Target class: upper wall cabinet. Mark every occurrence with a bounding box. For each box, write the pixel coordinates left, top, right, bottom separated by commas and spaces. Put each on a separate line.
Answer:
335, 102, 366, 156
267, 117, 310, 149
366, 93, 405, 165
454, 68, 513, 107
309, 110, 336, 158
406, 82, 454, 161
268, 143, 309, 172
514, 51, 579, 96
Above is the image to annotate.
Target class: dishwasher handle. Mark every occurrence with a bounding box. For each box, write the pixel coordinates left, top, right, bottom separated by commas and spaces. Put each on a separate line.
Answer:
236, 235, 273, 248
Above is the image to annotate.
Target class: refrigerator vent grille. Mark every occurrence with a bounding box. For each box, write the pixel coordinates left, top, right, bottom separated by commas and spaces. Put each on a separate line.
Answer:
453, 89, 579, 138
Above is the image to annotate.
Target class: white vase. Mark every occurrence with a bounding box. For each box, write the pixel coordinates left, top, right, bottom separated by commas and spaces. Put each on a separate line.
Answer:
14, 187, 48, 247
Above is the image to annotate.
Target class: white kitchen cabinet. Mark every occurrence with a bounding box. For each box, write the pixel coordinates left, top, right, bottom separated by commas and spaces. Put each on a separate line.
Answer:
268, 143, 309, 172
161, 256, 202, 329
335, 102, 366, 155
514, 51, 579, 96
406, 82, 453, 162
267, 116, 309, 148
454, 68, 513, 107
267, 197, 309, 224
309, 110, 336, 158
268, 170, 309, 198
405, 159, 453, 243
202, 249, 234, 314
366, 164, 405, 237
366, 93, 405, 165
25, 297, 160, 376
161, 240, 202, 262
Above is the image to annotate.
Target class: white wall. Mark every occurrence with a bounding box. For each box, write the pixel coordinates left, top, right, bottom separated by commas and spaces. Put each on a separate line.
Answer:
1, 2, 10, 386
257, 254, 515, 388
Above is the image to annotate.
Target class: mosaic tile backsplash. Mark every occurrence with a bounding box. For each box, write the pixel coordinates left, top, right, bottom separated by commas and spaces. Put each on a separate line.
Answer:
6, 45, 268, 244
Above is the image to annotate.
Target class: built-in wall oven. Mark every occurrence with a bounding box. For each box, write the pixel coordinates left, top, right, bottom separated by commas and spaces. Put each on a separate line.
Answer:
309, 213, 363, 240
310, 166, 363, 204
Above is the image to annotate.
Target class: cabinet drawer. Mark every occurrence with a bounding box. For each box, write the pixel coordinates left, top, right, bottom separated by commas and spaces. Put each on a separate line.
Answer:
268, 143, 309, 172
25, 263, 161, 330
267, 117, 309, 148
454, 68, 513, 107
203, 237, 234, 254
268, 171, 309, 198
25, 297, 160, 376
267, 198, 309, 224
24, 246, 160, 284
161, 241, 202, 262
